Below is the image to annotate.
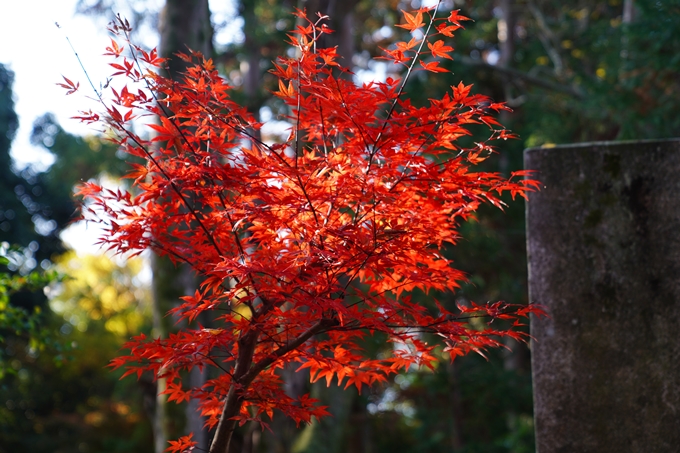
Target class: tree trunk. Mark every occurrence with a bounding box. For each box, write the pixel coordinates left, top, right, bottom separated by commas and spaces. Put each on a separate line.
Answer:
209, 332, 259, 453
151, 2, 214, 452
300, 0, 359, 75
496, 0, 515, 174
160, 0, 214, 76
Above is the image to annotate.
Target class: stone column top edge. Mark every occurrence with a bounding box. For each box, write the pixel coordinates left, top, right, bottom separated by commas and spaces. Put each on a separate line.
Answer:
524, 137, 680, 155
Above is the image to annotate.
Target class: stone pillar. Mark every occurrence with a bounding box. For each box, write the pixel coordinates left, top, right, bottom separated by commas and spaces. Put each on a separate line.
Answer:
525, 139, 680, 453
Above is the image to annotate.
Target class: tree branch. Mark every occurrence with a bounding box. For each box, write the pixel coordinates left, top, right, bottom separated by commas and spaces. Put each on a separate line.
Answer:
207, 317, 337, 453
459, 56, 585, 99
242, 317, 339, 384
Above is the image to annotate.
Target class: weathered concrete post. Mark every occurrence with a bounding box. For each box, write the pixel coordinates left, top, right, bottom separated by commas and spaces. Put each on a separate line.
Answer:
525, 139, 680, 453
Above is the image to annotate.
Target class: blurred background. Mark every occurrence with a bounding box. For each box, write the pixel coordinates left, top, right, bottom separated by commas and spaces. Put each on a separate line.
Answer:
1, 0, 678, 452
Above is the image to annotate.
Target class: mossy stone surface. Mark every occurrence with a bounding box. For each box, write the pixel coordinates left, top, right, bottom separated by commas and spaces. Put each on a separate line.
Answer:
525, 139, 680, 453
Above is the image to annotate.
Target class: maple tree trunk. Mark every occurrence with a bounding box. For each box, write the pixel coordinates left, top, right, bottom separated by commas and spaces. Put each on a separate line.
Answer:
209, 318, 338, 452
210, 397, 245, 453
208, 389, 246, 453
209, 331, 259, 453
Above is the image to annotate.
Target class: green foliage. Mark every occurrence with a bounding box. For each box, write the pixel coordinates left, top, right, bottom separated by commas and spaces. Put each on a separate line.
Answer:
31, 113, 132, 186
0, 318, 153, 453
344, 2, 680, 452
0, 242, 69, 369
0, 56, 151, 453
0, 251, 154, 453
49, 251, 151, 340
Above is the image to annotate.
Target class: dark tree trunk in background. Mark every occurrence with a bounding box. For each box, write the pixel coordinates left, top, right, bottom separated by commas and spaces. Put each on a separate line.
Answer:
497, 0, 515, 70
160, 0, 213, 76
240, 0, 265, 115
301, 0, 359, 72
152, 2, 214, 452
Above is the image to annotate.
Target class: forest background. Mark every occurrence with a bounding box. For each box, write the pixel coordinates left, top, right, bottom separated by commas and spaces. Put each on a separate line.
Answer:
1, 0, 678, 452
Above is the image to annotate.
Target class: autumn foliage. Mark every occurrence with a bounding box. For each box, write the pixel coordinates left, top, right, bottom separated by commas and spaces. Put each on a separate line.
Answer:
68, 3, 542, 452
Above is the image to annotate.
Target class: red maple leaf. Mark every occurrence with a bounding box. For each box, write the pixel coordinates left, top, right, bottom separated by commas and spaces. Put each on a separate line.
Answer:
448, 9, 472, 27
420, 60, 449, 73
396, 10, 424, 31
56, 75, 79, 95
428, 40, 455, 60
166, 434, 196, 453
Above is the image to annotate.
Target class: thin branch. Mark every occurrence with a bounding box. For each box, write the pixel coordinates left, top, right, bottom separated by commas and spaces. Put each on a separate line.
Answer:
372, 0, 442, 157
65, 28, 226, 260
460, 56, 585, 98
527, 1, 564, 75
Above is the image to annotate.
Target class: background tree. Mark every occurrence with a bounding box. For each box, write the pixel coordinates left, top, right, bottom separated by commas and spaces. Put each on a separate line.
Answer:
0, 250, 154, 453
146, 2, 216, 451
379, 2, 680, 451
0, 60, 153, 453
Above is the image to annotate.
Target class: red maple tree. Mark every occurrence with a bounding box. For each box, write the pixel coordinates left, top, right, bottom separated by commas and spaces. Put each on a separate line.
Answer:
68, 4, 542, 453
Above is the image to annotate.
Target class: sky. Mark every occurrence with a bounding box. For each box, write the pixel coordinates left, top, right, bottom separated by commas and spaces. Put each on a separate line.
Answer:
1, 0, 116, 170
